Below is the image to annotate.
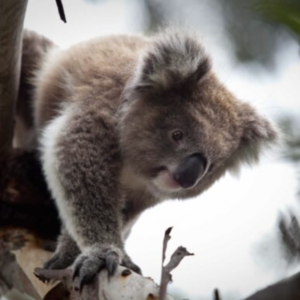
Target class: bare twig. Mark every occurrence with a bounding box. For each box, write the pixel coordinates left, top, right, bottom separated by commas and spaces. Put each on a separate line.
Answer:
164, 246, 194, 275
159, 228, 194, 300
162, 227, 173, 265
214, 288, 221, 300
55, 0, 67, 23
0, 0, 28, 159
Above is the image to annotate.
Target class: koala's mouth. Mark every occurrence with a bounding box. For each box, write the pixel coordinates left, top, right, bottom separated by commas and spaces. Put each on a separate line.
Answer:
152, 168, 182, 192
150, 166, 167, 177
151, 154, 208, 192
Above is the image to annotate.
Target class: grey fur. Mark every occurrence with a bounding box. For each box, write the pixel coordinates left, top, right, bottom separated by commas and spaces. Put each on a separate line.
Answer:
15, 30, 277, 287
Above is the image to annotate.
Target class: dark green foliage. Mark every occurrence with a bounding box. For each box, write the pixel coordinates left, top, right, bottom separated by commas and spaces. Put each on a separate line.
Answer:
257, 0, 300, 39
218, 0, 287, 67
141, 0, 300, 68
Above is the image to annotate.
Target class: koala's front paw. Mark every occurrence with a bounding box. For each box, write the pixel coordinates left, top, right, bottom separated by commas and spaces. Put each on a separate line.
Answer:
43, 230, 81, 271
72, 245, 141, 291
44, 249, 79, 270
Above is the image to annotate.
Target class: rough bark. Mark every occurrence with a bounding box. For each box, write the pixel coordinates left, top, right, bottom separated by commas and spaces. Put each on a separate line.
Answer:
0, 0, 28, 159
0, 230, 49, 299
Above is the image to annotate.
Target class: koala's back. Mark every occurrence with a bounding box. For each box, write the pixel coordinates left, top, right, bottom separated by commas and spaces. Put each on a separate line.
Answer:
15, 31, 149, 149
29, 33, 148, 130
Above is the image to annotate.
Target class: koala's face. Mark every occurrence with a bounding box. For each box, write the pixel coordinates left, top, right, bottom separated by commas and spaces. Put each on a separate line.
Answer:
119, 32, 277, 199
120, 73, 276, 200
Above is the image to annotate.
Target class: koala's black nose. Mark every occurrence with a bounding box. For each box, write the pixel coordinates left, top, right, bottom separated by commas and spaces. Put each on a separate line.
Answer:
173, 154, 207, 189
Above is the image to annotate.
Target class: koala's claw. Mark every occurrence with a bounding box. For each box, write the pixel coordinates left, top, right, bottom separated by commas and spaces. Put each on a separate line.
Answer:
72, 247, 121, 291
105, 250, 119, 275
77, 256, 105, 292
72, 256, 85, 280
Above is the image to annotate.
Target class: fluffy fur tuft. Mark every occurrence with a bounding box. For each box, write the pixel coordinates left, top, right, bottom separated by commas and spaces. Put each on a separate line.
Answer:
228, 103, 278, 175
133, 30, 211, 94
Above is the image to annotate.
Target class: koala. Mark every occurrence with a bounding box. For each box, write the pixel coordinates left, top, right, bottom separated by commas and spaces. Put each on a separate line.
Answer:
15, 29, 277, 287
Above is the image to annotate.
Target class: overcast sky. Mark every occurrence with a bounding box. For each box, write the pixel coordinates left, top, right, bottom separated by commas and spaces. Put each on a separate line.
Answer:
17, 1, 300, 299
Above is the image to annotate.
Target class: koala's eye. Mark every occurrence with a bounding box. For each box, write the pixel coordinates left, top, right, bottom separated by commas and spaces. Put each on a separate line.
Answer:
172, 130, 183, 142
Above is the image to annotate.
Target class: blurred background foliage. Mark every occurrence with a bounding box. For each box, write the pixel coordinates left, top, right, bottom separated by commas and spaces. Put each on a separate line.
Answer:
220, 0, 300, 67
89, 0, 300, 68
140, 0, 300, 68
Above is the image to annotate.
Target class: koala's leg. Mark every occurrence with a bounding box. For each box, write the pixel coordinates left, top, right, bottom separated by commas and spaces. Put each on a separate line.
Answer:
41, 106, 140, 287
44, 228, 80, 270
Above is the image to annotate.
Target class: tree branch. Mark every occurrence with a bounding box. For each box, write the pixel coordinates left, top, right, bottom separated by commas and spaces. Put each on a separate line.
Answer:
0, 0, 28, 159
34, 264, 176, 300
159, 227, 194, 300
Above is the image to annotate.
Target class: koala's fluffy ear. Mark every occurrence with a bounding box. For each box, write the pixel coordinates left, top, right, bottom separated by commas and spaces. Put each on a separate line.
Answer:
230, 103, 278, 172
134, 31, 211, 94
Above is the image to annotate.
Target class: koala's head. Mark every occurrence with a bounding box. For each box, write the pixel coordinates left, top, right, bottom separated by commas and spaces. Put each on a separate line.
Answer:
119, 31, 277, 199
